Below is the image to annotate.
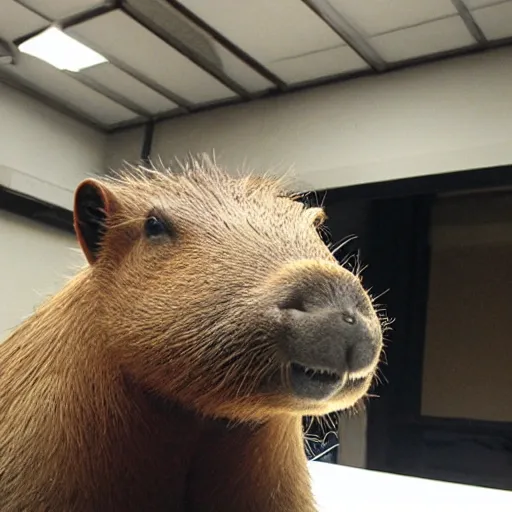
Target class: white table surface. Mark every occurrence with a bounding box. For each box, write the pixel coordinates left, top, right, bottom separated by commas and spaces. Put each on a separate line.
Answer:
309, 461, 512, 511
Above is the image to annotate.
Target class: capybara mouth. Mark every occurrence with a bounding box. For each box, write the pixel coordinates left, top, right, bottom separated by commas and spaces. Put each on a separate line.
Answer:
289, 362, 344, 400
289, 362, 370, 401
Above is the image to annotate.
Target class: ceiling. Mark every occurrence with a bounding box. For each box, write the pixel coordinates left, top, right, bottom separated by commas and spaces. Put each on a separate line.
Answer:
1, 0, 511, 132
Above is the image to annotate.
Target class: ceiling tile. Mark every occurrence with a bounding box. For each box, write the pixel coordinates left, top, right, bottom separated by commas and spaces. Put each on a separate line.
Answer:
125, 0, 274, 94
472, 2, 512, 39
0, 0, 48, 42
69, 10, 237, 104
20, 0, 108, 20
268, 46, 369, 85
82, 63, 179, 115
328, 0, 457, 36
371, 16, 476, 62
177, 0, 344, 64
463, 0, 510, 9
3, 54, 139, 126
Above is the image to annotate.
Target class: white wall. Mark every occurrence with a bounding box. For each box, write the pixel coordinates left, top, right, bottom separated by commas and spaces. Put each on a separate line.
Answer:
104, 125, 145, 172
0, 210, 85, 341
148, 47, 512, 191
0, 82, 107, 209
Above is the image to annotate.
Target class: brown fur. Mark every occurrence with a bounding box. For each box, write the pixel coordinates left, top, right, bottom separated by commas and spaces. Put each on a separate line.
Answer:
0, 158, 381, 511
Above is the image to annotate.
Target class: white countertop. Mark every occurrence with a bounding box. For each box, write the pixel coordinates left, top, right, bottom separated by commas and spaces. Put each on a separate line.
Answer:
309, 461, 512, 511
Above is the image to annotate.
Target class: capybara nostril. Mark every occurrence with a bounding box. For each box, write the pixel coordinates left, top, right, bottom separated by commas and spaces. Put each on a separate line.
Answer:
342, 312, 356, 325
273, 263, 382, 401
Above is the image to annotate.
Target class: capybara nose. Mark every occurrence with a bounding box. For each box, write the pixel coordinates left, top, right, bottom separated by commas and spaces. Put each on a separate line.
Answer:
275, 262, 382, 400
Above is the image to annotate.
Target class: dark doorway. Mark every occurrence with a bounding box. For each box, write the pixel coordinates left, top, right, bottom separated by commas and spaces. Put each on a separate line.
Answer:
317, 165, 512, 491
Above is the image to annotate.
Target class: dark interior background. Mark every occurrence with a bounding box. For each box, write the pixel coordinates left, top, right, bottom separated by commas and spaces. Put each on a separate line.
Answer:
309, 165, 512, 490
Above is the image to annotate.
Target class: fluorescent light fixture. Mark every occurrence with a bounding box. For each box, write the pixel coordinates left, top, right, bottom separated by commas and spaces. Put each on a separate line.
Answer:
18, 27, 107, 72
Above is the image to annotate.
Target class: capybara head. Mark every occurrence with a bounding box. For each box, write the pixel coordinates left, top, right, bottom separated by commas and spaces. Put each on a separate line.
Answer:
73, 159, 383, 422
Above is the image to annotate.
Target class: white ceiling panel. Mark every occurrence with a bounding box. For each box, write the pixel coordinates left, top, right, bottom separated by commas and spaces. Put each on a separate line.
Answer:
371, 16, 476, 62
472, 2, 512, 39
214, 51, 275, 93
20, 0, 108, 20
69, 10, 237, 104
177, 0, 343, 65
1, 1, 48, 42
125, 0, 274, 94
328, 0, 457, 36
81, 63, 179, 115
2, 54, 139, 125
269, 45, 369, 85
463, 0, 510, 9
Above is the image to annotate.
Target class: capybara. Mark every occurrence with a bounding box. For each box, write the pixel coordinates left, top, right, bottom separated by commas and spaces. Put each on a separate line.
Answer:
0, 158, 383, 511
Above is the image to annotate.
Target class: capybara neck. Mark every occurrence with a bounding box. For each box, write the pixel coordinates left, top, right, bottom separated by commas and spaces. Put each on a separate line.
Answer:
0, 270, 314, 512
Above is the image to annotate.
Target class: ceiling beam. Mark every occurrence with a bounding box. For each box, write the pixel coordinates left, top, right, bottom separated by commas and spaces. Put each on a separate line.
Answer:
120, 2, 252, 100
165, 0, 288, 91
301, 0, 387, 72
13, 1, 120, 45
65, 71, 150, 119
0, 71, 106, 130
60, 2, 121, 30
451, 0, 488, 46
12, 0, 49, 20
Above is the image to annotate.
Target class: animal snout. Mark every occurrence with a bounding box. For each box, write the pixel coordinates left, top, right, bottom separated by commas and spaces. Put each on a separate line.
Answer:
271, 261, 382, 400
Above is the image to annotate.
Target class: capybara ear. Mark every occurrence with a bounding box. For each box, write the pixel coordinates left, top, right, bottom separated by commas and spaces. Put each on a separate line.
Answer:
73, 179, 115, 265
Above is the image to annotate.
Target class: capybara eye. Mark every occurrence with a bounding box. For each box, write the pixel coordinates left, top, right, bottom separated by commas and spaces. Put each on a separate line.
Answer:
144, 216, 167, 238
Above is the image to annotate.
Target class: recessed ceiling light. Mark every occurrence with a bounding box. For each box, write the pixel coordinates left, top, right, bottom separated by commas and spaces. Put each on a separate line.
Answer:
18, 27, 107, 72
